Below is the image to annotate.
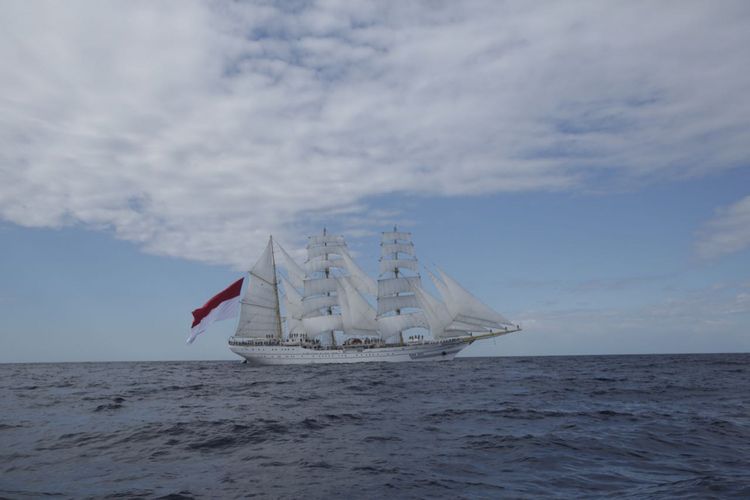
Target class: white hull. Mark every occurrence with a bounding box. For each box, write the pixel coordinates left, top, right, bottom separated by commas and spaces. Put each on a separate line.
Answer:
228, 338, 470, 365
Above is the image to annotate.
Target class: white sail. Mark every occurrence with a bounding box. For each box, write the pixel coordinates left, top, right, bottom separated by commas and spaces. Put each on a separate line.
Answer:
235, 238, 282, 339
250, 238, 276, 284
281, 275, 302, 303
379, 258, 419, 275
380, 242, 415, 257
286, 316, 304, 336
412, 284, 453, 338
434, 267, 512, 328
428, 268, 453, 304
378, 276, 422, 296
375, 227, 426, 341
377, 312, 428, 338
308, 234, 346, 246
452, 315, 501, 330
302, 314, 343, 335
446, 318, 492, 333
307, 243, 348, 260
337, 277, 378, 333
302, 294, 339, 316
377, 294, 420, 315
226, 228, 521, 365
281, 276, 303, 320
382, 231, 411, 241
275, 242, 306, 291
340, 251, 377, 296
304, 258, 344, 274
282, 272, 304, 339
303, 277, 338, 297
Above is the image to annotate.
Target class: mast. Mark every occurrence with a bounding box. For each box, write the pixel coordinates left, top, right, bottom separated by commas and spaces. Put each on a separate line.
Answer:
234, 237, 283, 340
270, 235, 283, 341
393, 227, 404, 346
324, 228, 336, 347
299, 228, 379, 345
377, 226, 428, 344
302, 228, 346, 346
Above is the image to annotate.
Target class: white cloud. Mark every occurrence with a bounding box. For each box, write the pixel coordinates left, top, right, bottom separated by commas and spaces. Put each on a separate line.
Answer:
1, 0, 749, 266
696, 195, 750, 258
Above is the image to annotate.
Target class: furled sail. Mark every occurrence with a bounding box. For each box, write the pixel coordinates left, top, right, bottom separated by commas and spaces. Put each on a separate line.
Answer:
235, 237, 282, 339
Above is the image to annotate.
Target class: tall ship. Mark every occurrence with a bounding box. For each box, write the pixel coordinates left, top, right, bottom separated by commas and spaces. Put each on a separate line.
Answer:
228, 228, 520, 364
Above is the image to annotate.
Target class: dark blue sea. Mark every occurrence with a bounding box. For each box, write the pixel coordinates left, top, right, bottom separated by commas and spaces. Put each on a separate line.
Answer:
1, 354, 749, 499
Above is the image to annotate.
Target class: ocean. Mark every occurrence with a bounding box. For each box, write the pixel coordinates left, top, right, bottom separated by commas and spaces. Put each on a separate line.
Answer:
1, 354, 748, 499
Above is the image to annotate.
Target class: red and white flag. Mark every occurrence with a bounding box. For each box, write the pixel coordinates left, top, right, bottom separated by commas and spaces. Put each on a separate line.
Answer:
187, 277, 244, 344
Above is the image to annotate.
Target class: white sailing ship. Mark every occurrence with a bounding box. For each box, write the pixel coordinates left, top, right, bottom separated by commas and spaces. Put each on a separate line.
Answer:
228, 228, 520, 364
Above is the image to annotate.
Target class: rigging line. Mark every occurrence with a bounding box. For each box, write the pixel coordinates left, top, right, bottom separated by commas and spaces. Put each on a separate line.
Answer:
249, 270, 276, 286
241, 301, 278, 310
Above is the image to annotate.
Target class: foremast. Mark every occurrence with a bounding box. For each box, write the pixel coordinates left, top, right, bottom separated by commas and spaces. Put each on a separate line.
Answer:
234, 236, 283, 341
269, 236, 283, 340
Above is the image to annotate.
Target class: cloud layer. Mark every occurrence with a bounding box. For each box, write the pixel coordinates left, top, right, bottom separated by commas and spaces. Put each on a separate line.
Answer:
513, 280, 750, 354
1, 0, 749, 266
697, 195, 750, 258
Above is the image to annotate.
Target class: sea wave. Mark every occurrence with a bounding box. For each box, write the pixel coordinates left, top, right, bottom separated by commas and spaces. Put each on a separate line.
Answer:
1, 354, 749, 498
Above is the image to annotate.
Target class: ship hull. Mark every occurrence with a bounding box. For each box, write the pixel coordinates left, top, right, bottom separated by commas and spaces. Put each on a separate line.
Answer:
228, 338, 470, 365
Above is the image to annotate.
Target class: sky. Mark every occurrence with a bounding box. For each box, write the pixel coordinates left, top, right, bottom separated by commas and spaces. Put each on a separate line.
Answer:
1, 0, 749, 362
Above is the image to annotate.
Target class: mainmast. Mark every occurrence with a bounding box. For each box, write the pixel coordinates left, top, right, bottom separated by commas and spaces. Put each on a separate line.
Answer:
392, 227, 404, 345
323, 228, 335, 347
376, 226, 428, 344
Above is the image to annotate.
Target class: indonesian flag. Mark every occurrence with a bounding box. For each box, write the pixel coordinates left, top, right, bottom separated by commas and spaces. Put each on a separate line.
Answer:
187, 277, 244, 344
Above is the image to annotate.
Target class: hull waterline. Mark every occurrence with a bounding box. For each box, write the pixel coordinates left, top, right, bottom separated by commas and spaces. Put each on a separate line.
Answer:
227, 329, 520, 365
229, 339, 469, 365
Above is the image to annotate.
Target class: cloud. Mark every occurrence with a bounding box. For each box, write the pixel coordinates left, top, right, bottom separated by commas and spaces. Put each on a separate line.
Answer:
514, 282, 750, 353
521, 282, 750, 327
696, 195, 750, 258
1, 0, 749, 266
